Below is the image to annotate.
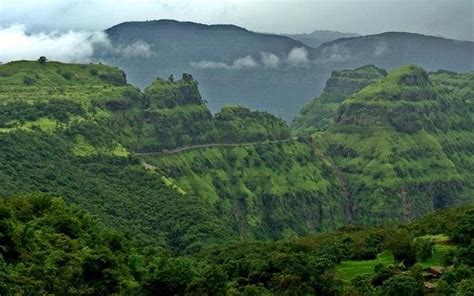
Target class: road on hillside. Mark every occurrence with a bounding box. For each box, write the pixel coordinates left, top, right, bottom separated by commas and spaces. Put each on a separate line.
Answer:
134, 137, 297, 156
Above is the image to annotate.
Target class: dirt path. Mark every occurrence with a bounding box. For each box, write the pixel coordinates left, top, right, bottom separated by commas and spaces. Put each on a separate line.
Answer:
134, 138, 297, 156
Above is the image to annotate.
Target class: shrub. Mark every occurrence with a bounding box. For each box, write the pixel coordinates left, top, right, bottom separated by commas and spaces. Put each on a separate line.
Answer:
381, 275, 423, 296
23, 76, 36, 85
62, 72, 73, 81
413, 238, 434, 261
99, 71, 127, 86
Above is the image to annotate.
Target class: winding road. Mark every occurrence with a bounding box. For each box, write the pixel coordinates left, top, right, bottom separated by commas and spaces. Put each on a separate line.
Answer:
134, 137, 297, 156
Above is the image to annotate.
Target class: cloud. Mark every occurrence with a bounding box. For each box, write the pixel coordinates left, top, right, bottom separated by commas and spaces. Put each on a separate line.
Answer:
190, 60, 229, 69
317, 44, 352, 63
191, 55, 258, 69
374, 41, 388, 57
260, 52, 280, 68
232, 55, 258, 68
0, 24, 109, 63
287, 47, 309, 66
118, 40, 153, 58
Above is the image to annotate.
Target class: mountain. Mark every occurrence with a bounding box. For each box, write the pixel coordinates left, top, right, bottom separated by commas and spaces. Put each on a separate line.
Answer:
94, 21, 474, 121
0, 60, 344, 247
1, 60, 473, 294
1, 60, 472, 245
308, 65, 474, 224
292, 65, 387, 133
284, 30, 360, 48
315, 32, 474, 72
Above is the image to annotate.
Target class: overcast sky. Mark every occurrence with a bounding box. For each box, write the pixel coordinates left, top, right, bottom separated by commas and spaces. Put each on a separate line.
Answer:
0, 0, 473, 40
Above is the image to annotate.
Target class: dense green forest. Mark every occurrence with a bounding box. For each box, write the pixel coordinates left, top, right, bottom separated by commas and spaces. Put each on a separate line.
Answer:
0, 59, 472, 294
1, 195, 472, 294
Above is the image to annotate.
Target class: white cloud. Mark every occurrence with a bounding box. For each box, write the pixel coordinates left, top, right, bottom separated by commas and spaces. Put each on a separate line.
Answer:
190, 60, 229, 69
120, 40, 153, 58
0, 24, 109, 63
191, 55, 258, 69
232, 55, 258, 68
260, 52, 280, 68
317, 44, 351, 63
374, 41, 388, 56
287, 47, 309, 66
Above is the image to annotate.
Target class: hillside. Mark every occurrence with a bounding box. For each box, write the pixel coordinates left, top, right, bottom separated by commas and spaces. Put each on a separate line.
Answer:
0, 60, 325, 248
313, 65, 474, 224
292, 65, 387, 132
94, 21, 474, 121
1, 60, 472, 245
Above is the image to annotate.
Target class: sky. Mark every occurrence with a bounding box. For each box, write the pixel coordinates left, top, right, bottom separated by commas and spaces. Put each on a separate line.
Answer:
0, 0, 473, 41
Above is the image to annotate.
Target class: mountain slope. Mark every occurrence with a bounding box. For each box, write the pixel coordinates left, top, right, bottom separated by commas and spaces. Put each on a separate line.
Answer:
0, 60, 340, 247
1, 60, 472, 251
315, 32, 474, 72
292, 65, 387, 132
316, 65, 474, 224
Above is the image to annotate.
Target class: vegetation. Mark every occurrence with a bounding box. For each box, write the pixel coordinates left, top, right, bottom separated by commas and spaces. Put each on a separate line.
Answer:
312, 65, 473, 225
292, 65, 387, 132
0, 60, 473, 294
1, 195, 472, 295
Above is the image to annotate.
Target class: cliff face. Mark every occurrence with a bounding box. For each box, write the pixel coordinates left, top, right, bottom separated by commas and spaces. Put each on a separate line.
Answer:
292, 65, 387, 132
317, 65, 474, 224
143, 140, 346, 240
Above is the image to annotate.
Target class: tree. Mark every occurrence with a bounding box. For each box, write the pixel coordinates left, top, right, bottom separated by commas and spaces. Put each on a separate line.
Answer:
350, 274, 375, 295
168, 74, 174, 82
452, 210, 474, 247
381, 275, 423, 296
413, 238, 434, 261
38, 56, 47, 64
384, 229, 417, 267
182, 73, 193, 82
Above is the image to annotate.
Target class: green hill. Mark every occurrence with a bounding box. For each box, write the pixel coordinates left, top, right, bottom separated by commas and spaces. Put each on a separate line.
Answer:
0, 60, 295, 248
1, 60, 472, 251
310, 65, 473, 224
292, 65, 387, 132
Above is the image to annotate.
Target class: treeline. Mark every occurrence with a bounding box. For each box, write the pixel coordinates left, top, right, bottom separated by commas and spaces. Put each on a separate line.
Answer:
1, 195, 472, 295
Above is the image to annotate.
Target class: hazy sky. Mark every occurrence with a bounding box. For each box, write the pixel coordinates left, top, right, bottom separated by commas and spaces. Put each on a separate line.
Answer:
0, 0, 473, 40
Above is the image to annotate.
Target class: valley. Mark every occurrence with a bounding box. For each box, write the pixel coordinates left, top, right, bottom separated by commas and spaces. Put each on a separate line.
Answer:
0, 57, 472, 294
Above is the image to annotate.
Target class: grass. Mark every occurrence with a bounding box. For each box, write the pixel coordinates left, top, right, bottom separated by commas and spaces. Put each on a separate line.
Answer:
336, 234, 454, 283
337, 251, 393, 282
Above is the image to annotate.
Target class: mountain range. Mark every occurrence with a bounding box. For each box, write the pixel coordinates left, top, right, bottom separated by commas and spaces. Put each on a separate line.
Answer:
93, 20, 474, 121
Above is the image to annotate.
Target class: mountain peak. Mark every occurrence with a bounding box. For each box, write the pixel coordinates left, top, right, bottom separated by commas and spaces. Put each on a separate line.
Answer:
387, 64, 430, 86
107, 19, 250, 33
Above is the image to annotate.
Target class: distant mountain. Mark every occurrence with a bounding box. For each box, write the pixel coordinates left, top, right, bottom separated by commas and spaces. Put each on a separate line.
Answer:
94, 20, 474, 121
284, 30, 360, 48
315, 32, 474, 71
